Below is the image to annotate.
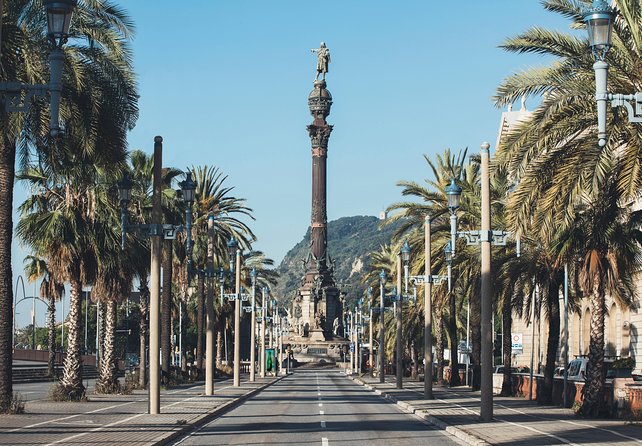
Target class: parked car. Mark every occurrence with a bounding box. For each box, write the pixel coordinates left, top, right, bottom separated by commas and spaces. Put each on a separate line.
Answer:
493, 365, 519, 374
566, 357, 615, 381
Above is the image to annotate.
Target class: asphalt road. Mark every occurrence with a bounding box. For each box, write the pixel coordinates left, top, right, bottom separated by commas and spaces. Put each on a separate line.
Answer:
174, 368, 465, 446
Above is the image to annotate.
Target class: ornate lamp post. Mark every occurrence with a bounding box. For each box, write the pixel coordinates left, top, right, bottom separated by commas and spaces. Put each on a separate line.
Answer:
584, 0, 642, 146
227, 237, 242, 386
249, 267, 257, 382
367, 287, 374, 377
260, 286, 269, 378
378, 269, 387, 383
1, 0, 76, 135
118, 151, 196, 413
444, 143, 496, 421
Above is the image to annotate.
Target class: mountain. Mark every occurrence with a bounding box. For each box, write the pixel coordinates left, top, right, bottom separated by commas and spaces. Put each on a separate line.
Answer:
273, 215, 401, 309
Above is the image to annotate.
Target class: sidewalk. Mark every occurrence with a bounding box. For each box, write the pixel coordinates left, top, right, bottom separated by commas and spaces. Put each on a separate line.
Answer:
350, 374, 642, 446
0, 375, 281, 446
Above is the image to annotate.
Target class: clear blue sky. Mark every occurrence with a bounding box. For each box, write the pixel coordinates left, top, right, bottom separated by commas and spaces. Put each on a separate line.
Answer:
12, 0, 573, 329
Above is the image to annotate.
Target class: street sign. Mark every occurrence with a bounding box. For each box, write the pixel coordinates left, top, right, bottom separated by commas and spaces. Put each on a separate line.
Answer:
349, 343, 355, 353
511, 333, 523, 353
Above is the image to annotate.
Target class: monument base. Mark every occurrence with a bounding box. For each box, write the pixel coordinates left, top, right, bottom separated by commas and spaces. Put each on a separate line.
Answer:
285, 336, 349, 364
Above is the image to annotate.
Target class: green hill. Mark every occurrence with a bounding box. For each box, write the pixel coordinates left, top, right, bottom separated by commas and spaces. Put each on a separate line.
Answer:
273, 215, 401, 309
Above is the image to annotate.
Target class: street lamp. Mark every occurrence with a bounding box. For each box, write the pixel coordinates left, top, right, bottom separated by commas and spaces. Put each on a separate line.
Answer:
367, 287, 374, 377
179, 172, 197, 260
378, 269, 387, 383
584, 0, 642, 147
117, 138, 197, 414
227, 237, 242, 387
444, 143, 498, 421
249, 267, 258, 382
260, 286, 269, 378
0, 0, 76, 135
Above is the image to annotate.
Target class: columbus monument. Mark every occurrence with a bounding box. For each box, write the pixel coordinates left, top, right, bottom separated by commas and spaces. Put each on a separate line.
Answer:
288, 43, 345, 357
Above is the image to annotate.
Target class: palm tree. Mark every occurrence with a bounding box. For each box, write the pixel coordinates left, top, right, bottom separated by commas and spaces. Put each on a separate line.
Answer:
24, 256, 64, 378
555, 181, 640, 416
0, 0, 137, 410
387, 148, 472, 386
494, 0, 642, 414
127, 149, 154, 388
495, 1, 642, 236
189, 165, 256, 376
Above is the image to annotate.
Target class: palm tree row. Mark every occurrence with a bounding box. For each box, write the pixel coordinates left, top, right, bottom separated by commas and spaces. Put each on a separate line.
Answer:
366, 0, 641, 418
0, 1, 275, 408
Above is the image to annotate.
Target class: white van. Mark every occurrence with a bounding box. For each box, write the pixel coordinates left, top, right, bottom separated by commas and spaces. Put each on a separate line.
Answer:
566, 357, 615, 381
566, 357, 588, 381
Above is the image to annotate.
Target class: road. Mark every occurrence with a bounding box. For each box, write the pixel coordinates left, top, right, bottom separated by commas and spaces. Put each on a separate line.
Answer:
14, 378, 97, 402
174, 368, 465, 446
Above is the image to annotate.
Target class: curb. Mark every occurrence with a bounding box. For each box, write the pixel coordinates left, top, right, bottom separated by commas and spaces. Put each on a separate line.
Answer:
155, 375, 286, 446
346, 374, 491, 446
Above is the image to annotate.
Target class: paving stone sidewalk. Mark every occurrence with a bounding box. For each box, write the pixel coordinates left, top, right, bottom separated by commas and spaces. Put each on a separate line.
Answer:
350, 374, 642, 446
0, 375, 282, 446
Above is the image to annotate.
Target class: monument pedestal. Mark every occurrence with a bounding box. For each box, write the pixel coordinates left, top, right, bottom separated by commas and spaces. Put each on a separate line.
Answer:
285, 335, 349, 364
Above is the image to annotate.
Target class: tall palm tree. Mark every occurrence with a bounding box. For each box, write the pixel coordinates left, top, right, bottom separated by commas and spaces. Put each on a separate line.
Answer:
387, 148, 472, 386
556, 181, 640, 416
24, 255, 64, 378
189, 165, 256, 377
495, 0, 642, 236
494, 0, 642, 414
0, 0, 137, 410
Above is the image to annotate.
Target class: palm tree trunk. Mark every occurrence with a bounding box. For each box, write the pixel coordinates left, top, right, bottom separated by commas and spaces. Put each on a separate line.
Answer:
216, 330, 223, 368
580, 285, 606, 417
196, 272, 204, 377
0, 140, 15, 412
60, 273, 85, 400
471, 288, 481, 391
448, 292, 460, 386
180, 298, 187, 372
97, 300, 118, 393
501, 294, 512, 396
48, 294, 56, 377
541, 280, 560, 405
411, 340, 418, 380
139, 283, 148, 388
161, 239, 172, 378
435, 310, 445, 385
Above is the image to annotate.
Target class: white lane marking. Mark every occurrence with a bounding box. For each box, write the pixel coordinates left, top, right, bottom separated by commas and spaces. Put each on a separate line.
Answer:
43, 381, 241, 446
423, 385, 642, 445
320, 410, 324, 415
405, 386, 579, 446
318, 403, 323, 407
322, 437, 329, 446
11, 379, 235, 435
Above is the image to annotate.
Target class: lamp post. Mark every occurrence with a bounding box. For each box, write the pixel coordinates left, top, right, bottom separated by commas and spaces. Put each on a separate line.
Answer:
379, 269, 387, 383
396, 249, 403, 389
367, 287, 374, 377
0, 0, 76, 136
444, 142, 507, 421
205, 214, 215, 396
260, 286, 269, 378
118, 139, 196, 414
227, 237, 242, 387
249, 268, 257, 382
583, 0, 642, 146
